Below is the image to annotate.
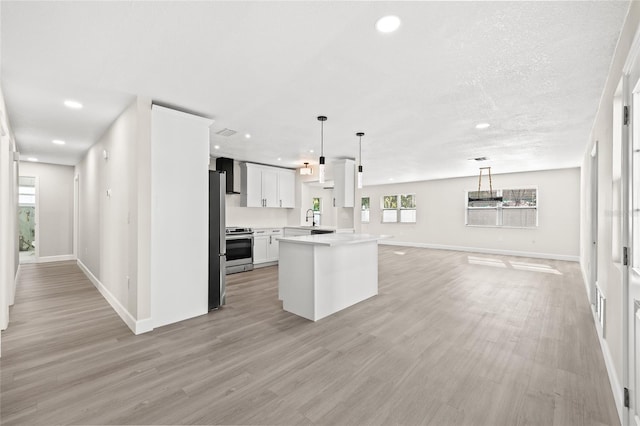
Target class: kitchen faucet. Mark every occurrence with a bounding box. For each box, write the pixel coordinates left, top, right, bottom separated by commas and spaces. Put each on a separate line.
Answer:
305, 209, 316, 226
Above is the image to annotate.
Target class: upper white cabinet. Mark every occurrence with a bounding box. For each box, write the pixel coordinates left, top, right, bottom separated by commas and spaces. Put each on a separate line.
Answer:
241, 163, 296, 208
332, 159, 355, 208
278, 168, 295, 208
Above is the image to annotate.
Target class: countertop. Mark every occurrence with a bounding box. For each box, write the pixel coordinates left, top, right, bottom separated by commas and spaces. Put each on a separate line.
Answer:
277, 233, 388, 246
283, 226, 355, 233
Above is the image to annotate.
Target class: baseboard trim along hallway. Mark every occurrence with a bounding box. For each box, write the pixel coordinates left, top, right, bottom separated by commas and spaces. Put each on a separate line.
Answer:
76, 259, 152, 335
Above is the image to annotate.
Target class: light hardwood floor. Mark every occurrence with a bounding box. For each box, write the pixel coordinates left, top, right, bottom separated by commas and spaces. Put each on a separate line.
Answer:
1, 246, 619, 425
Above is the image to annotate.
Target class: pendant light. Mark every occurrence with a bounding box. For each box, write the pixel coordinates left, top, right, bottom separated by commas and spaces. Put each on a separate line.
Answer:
356, 132, 364, 189
300, 162, 313, 175
317, 116, 327, 184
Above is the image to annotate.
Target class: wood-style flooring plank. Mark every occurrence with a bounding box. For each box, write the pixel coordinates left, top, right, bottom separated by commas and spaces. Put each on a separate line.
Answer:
0, 247, 620, 425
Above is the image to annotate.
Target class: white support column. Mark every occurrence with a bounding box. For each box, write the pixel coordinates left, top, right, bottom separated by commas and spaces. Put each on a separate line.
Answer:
0, 134, 12, 331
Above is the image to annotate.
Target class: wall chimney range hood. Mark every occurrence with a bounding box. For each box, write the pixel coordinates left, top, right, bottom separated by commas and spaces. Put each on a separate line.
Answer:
215, 157, 241, 194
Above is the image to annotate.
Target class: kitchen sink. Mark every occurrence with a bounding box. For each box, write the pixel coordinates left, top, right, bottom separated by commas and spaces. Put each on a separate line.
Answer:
310, 229, 335, 235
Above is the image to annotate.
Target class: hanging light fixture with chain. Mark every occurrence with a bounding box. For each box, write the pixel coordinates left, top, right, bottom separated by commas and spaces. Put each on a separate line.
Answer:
356, 132, 365, 189
317, 116, 327, 184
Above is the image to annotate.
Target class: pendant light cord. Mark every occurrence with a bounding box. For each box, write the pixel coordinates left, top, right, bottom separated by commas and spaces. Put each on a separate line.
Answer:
321, 120, 324, 156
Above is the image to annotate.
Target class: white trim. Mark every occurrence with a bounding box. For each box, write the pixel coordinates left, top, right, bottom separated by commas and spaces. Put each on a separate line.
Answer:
581, 261, 592, 302
623, 19, 640, 74
76, 259, 153, 335
379, 240, 579, 262
580, 264, 623, 425
36, 254, 75, 263
593, 303, 625, 426
150, 104, 213, 126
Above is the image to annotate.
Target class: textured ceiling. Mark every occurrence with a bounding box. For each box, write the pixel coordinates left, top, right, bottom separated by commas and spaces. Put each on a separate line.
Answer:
1, 1, 630, 185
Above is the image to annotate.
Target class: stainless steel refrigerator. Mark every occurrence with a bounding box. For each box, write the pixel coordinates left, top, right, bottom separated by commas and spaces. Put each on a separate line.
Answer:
209, 170, 226, 310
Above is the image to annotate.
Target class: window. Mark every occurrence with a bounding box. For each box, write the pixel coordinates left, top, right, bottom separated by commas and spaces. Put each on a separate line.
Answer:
361, 197, 370, 223
466, 188, 537, 228
312, 197, 321, 225
381, 194, 416, 223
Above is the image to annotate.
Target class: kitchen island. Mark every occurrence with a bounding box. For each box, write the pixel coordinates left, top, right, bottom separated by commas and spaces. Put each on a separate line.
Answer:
278, 233, 386, 321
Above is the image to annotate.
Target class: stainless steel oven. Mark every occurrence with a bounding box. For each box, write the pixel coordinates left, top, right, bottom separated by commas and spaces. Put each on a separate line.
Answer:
225, 227, 254, 274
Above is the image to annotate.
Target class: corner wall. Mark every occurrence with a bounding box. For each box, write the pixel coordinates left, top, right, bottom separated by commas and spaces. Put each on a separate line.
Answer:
0, 84, 20, 355
357, 167, 580, 260
580, 2, 640, 422
75, 96, 152, 331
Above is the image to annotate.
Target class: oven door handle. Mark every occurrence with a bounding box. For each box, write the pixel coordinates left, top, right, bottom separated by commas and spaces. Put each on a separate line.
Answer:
226, 234, 253, 240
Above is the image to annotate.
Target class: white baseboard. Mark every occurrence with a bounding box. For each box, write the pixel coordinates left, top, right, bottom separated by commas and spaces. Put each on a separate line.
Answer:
592, 304, 624, 426
76, 259, 152, 335
578, 267, 622, 425
580, 261, 592, 302
379, 240, 580, 262
37, 254, 76, 263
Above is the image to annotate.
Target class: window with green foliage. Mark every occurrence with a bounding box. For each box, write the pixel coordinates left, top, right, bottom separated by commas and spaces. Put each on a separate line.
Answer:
361, 197, 370, 223
466, 188, 537, 227
381, 194, 416, 223
312, 197, 321, 225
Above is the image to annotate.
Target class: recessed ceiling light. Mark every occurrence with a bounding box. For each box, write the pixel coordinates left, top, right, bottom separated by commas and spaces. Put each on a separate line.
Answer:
213, 145, 220, 150
309, 149, 314, 153
277, 157, 282, 161
27, 157, 38, 162
475, 123, 490, 129
376, 15, 401, 33
245, 133, 251, 139
64, 100, 83, 109
389, 177, 394, 181
52, 139, 66, 145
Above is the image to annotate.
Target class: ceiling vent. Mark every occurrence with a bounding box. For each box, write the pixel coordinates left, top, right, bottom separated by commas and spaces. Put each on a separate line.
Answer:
216, 128, 237, 137
471, 156, 488, 162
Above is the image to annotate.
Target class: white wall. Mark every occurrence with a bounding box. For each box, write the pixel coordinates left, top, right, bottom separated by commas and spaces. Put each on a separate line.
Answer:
150, 105, 211, 329
0, 84, 20, 355
357, 167, 580, 260
19, 162, 74, 258
580, 2, 640, 421
76, 97, 152, 329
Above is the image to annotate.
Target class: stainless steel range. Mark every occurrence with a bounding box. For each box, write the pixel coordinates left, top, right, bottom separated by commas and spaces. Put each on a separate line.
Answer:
225, 227, 254, 274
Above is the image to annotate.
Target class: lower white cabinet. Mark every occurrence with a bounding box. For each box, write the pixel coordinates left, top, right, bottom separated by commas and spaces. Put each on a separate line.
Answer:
253, 228, 282, 265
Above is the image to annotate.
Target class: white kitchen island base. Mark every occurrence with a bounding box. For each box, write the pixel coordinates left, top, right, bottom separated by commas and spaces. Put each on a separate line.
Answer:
278, 234, 382, 321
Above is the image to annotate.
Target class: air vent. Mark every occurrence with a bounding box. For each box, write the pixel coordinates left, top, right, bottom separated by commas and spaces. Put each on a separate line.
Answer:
216, 128, 237, 137
471, 156, 488, 162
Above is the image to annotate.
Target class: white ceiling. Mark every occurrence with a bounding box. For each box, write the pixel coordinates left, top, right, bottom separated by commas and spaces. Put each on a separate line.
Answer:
1, 1, 630, 185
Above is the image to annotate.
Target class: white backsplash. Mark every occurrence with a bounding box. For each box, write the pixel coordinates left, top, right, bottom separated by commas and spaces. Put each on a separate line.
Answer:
225, 193, 291, 228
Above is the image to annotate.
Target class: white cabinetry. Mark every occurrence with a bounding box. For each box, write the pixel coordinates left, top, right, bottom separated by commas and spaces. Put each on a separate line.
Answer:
253, 228, 282, 266
283, 227, 311, 237
241, 163, 295, 208
278, 169, 295, 208
332, 159, 355, 208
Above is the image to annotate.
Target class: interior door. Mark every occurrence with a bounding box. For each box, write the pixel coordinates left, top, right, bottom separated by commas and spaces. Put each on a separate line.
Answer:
629, 85, 640, 426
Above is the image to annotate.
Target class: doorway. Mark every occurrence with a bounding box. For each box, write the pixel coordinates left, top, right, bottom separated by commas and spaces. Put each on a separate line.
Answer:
18, 176, 37, 263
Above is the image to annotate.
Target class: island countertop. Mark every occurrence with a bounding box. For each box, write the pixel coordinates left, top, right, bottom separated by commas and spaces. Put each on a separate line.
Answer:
277, 233, 388, 246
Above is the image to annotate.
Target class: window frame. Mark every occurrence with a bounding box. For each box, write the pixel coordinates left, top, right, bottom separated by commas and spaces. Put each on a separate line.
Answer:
465, 187, 538, 229
361, 196, 370, 224
381, 193, 417, 224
